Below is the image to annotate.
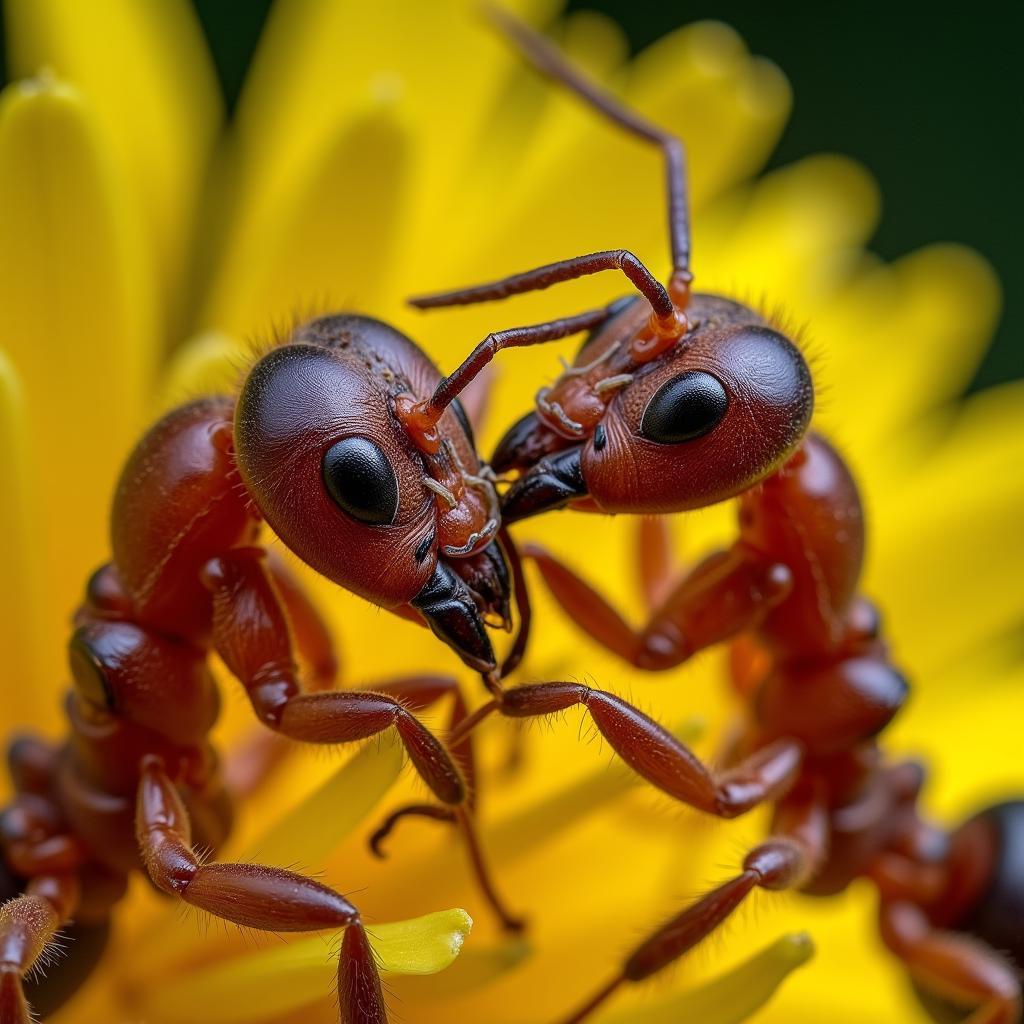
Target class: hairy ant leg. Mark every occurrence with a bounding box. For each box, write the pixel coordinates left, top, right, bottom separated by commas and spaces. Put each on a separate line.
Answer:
560, 787, 827, 1023
225, 553, 339, 798
880, 902, 1021, 1024
364, 675, 524, 931
201, 548, 522, 932
370, 675, 477, 801
6, 736, 56, 796
523, 542, 792, 670
0, 874, 78, 1024
266, 551, 339, 691
201, 549, 464, 802
451, 683, 801, 818
637, 516, 678, 610
135, 756, 386, 1024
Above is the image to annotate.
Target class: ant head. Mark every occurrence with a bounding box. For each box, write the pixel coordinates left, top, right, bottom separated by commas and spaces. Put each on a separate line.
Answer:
498, 295, 814, 520
234, 314, 509, 673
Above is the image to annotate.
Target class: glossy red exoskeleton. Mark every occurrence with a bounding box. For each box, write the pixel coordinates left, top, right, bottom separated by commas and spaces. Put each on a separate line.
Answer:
402, 10, 1024, 1023
0, 312, 531, 1024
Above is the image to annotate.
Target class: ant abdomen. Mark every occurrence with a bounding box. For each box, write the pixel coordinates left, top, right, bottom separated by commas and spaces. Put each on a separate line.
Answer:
914, 800, 1024, 1022
948, 801, 1024, 963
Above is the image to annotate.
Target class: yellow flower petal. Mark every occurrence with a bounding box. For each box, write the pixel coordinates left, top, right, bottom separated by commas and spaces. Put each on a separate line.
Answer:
160, 329, 251, 408
814, 244, 1001, 451
4, 0, 222, 329
205, 0, 536, 335
203, 93, 413, 338
603, 933, 814, 1024
698, 154, 879, 313
137, 909, 472, 1024
370, 907, 473, 973
242, 732, 404, 868
0, 354, 45, 733
872, 381, 1024, 672
491, 716, 704, 862
0, 75, 156, 698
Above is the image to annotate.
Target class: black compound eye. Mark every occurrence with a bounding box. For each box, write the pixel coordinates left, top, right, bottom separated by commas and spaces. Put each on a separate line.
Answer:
322, 436, 399, 526
640, 371, 729, 444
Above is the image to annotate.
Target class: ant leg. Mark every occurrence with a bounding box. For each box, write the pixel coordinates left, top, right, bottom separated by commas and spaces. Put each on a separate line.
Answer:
0, 874, 78, 1024
6, 735, 56, 795
880, 902, 1021, 1024
135, 756, 387, 1024
265, 551, 339, 691
370, 675, 476, 797
524, 542, 792, 670
637, 516, 678, 611
560, 788, 827, 1023
201, 549, 464, 804
225, 552, 339, 798
201, 549, 523, 932
456, 682, 802, 817
364, 675, 524, 932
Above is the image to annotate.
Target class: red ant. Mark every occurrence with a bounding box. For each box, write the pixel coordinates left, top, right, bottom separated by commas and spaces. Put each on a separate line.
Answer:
0, 311, 535, 1022
399, 9, 1024, 1024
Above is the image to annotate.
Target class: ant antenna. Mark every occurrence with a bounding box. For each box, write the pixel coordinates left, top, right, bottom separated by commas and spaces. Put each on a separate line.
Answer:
398, 307, 613, 439
399, 8, 695, 443
485, 4, 692, 291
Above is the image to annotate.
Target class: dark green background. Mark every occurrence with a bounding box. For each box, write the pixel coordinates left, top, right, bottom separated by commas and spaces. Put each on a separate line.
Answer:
3, 2, 1019, 394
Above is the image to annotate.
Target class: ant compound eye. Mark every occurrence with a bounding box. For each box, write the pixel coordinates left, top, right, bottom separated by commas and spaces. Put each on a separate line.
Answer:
322, 436, 399, 526
640, 371, 729, 445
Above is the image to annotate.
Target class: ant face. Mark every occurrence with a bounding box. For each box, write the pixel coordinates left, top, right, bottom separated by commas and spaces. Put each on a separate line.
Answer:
494, 295, 814, 520
234, 315, 509, 672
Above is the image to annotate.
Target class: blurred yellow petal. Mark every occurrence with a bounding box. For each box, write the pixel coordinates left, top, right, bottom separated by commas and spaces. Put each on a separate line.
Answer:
0, 354, 45, 732
206, 0, 536, 334
4, 0, 222, 330
243, 732, 404, 868
0, 76, 156, 694
491, 716, 703, 861
631, 21, 791, 200
405, 936, 532, 999
699, 154, 880, 313
160, 330, 252, 408
814, 244, 1001, 450
433, 17, 791, 332
138, 909, 472, 1024
873, 381, 1024, 671
203, 94, 412, 337
604, 933, 814, 1024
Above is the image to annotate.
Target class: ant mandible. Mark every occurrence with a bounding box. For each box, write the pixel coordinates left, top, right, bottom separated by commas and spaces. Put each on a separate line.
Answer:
0, 311, 533, 1019
402, 9, 1024, 1024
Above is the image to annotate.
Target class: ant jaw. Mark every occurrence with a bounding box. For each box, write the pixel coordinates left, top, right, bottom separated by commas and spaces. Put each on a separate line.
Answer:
411, 560, 496, 673
500, 447, 588, 523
